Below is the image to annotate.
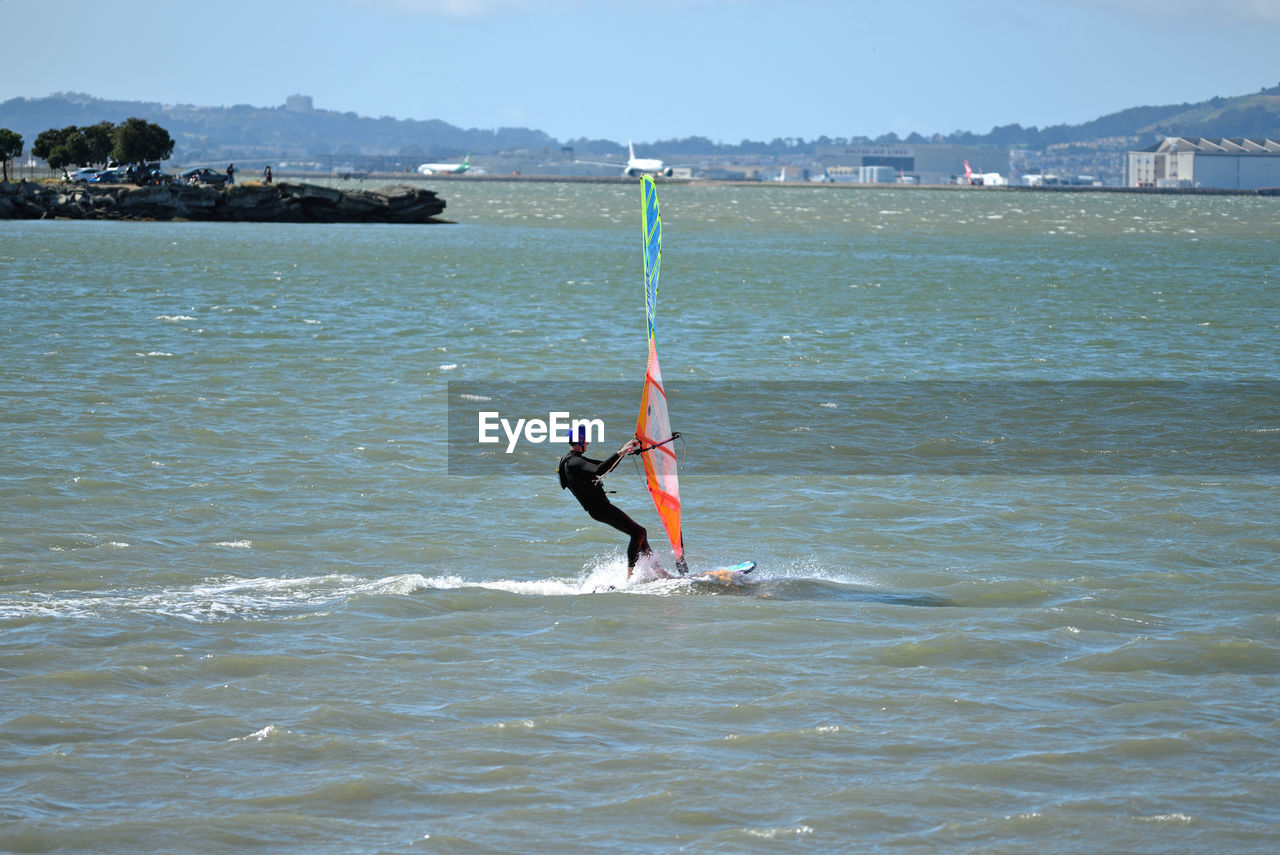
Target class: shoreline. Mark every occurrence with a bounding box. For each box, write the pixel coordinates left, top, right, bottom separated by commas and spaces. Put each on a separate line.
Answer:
281, 171, 1280, 196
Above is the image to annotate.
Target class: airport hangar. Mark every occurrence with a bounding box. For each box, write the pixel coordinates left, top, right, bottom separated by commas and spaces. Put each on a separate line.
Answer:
814, 143, 1007, 184
1126, 137, 1280, 190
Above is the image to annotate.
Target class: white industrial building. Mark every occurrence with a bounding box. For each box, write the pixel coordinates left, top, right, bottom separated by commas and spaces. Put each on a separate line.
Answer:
1126, 137, 1280, 190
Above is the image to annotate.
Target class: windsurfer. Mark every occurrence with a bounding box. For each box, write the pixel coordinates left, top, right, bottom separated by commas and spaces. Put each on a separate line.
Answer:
558, 426, 653, 579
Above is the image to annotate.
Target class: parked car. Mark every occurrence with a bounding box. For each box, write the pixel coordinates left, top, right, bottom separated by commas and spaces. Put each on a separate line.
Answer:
139, 166, 174, 186
89, 168, 128, 183
178, 167, 228, 188
67, 168, 100, 183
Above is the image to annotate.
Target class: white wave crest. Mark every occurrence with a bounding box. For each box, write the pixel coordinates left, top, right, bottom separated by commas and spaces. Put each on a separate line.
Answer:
229, 724, 288, 743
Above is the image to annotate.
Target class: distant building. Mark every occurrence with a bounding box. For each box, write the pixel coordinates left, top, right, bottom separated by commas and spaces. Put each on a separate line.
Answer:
1021, 174, 1100, 187
815, 143, 1008, 185
285, 94, 314, 113
699, 164, 768, 181
826, 165, 896, 183
1125, 137, 1280, 190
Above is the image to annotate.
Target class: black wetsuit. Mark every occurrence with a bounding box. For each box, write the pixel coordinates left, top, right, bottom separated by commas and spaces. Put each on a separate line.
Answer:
558, 448, 651, 568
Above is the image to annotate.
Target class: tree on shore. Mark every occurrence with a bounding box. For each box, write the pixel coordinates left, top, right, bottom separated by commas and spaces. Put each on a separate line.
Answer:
112, 118, 174, 166
0, 129, 23, 181
82, 121, 116, 165
32, 126, 88, 173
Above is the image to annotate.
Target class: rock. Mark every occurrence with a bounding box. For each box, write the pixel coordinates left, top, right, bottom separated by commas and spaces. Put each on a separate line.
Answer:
222, 184, 294, 221
369, 184, 448, 221
334, 193, 382, 216
0, 180, 448, 224
277, 182, 342, 204
169, 185, 220, 218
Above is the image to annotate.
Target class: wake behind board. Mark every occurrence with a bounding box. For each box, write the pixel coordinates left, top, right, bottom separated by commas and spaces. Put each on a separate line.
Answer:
592, 560, 756, 592
697, 561, 756, 583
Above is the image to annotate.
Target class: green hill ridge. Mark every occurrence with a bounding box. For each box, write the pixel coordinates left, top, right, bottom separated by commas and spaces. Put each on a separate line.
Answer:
2, 84, 1278, 163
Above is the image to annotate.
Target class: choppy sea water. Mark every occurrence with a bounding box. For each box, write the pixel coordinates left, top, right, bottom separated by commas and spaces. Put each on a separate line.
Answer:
2, 183, 1279, 853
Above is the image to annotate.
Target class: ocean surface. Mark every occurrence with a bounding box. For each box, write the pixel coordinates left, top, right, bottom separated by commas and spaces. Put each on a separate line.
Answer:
2, 182, 1279, 853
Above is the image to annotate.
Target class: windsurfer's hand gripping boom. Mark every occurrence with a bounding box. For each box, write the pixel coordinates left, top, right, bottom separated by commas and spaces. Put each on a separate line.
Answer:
596, 439, 641, 481
630, 432, 680, 455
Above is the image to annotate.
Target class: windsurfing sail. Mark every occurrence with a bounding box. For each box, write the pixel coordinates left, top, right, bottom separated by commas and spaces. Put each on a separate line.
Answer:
635, 175, 686, 572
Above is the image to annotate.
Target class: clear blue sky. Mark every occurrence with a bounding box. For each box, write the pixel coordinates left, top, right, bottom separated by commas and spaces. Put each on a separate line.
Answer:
6, 0, 1279, 144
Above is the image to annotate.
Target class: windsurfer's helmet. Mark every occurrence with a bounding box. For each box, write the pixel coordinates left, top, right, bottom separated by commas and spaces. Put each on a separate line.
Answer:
570, 425, 588, 445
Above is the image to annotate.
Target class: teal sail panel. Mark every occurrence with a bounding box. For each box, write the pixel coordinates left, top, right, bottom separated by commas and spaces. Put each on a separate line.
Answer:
641, 174, 661, 341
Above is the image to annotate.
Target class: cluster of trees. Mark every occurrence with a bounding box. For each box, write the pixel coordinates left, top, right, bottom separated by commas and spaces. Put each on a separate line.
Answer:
0, 117, 175, 181
31, 118, 173, 174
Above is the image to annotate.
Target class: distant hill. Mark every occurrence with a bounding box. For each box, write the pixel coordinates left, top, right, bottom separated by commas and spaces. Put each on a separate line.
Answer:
938, 85, 1280, 149
1135, 92, 1280, 139
2, 85, 1279, 165
0, 93, 555, 164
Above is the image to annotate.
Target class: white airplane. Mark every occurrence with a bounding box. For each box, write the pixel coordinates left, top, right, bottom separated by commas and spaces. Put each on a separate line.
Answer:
416, 153, 471, 175
961, 160, 1006, 186
577, 141, 675, 177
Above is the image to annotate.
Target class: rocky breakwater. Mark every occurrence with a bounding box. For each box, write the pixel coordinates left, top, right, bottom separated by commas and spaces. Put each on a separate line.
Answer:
0, 181, 447, 223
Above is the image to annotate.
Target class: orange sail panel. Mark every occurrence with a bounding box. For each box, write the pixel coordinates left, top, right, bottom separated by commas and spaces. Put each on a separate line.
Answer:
636, 336, 682, 561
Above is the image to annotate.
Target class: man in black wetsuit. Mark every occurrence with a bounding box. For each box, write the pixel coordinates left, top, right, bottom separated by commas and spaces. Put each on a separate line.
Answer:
558, 425, 652, 579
